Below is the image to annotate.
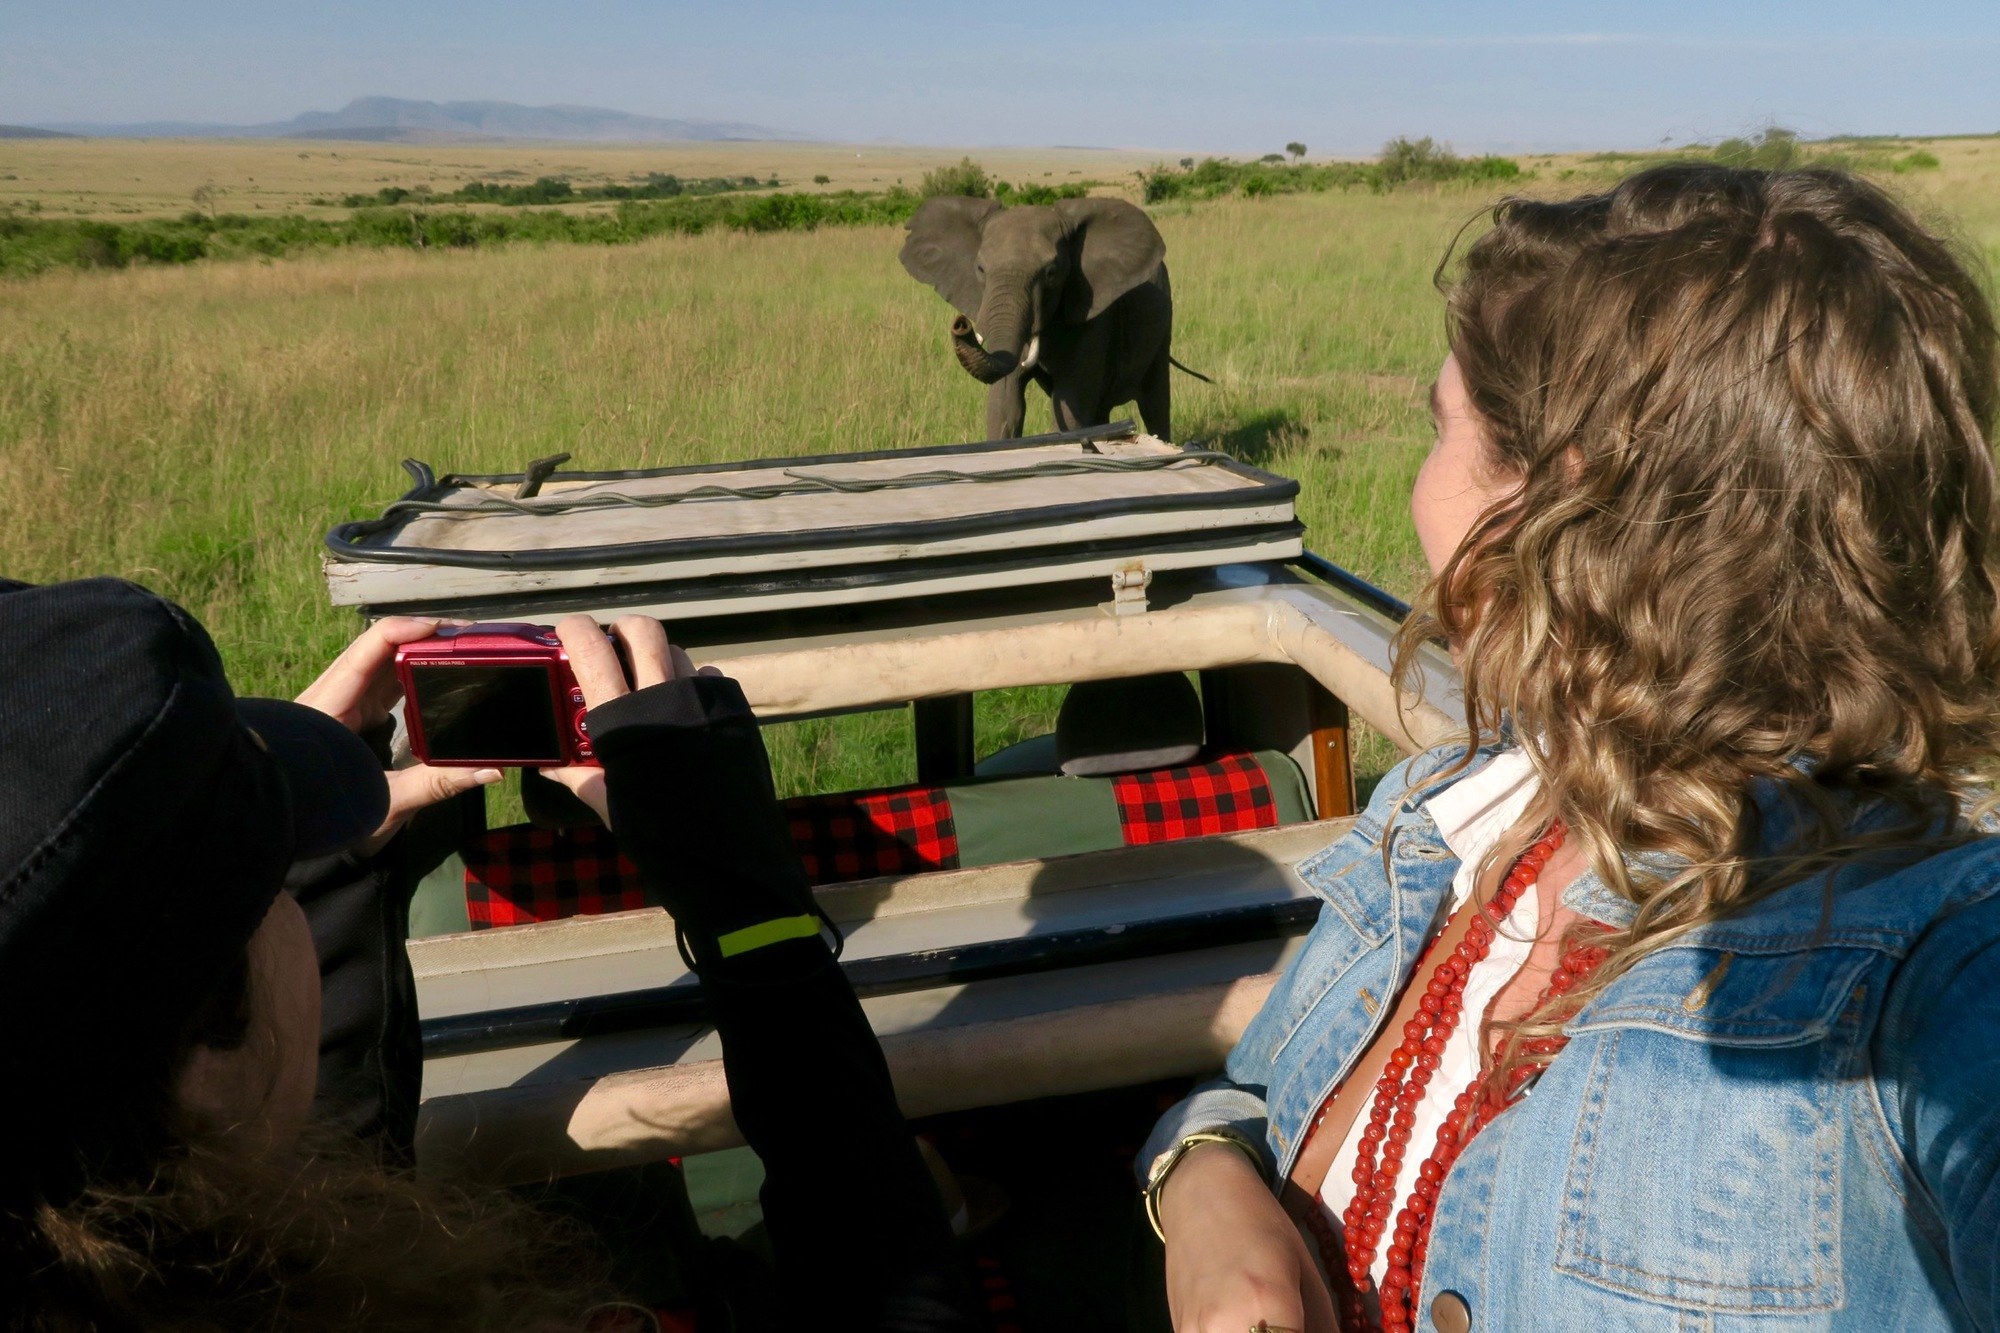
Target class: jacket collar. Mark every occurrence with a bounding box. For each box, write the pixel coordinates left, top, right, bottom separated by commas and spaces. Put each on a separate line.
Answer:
1401, 744, 1997, 940
1402, 741, 1655, 930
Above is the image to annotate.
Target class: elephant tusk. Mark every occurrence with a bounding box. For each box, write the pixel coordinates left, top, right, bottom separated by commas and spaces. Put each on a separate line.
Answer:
1021, 335, 1041, 371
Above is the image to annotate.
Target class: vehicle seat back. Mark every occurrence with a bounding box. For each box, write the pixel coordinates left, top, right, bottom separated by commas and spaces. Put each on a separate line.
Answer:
445, 749, 1313, 933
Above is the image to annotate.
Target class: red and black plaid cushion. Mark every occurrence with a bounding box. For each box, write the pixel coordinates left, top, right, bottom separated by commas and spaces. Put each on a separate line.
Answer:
463, 786, 960, 928
1112, 752, 1278, 845
784, 785, 960, 886
462, 823, 649, 928
462, 758, 1274, 929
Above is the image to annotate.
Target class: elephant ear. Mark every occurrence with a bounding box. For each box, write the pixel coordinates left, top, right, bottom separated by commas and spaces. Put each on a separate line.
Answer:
900, 196, 1000, 319
1055, 197, 1166, 323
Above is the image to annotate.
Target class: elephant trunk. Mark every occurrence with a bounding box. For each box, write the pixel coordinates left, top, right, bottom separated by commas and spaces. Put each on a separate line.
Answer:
952, 281, 1035, 384
950, 315, 1012, 383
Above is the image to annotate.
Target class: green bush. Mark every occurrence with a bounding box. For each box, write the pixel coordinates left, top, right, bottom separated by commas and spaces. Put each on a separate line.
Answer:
1658, 128, 1944, 178
121, 223, 207, 265
735, 194, 822, 232
1374, 136, 1520, 186
0, 191, 918, 274
337, 172, 770, 210
1709, 128, 1801, 170
76, 222, 127, 269
992, 180, 1090, 206
1138, 140, 1520, 204
920, 157, 993, 199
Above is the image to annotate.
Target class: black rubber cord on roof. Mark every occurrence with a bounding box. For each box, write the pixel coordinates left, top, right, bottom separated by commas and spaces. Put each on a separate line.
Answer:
377, 447, 1235, 522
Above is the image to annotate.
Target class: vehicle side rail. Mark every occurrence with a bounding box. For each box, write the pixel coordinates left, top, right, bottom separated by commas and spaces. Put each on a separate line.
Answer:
421, 896, 1320, 1058
1291, 552, 1411, 622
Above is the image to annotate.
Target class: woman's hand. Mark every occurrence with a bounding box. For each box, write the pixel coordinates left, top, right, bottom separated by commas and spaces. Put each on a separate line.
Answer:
540, 614, 707, 828
1159, 1143, 1342, 1333
295, 616, 502, 854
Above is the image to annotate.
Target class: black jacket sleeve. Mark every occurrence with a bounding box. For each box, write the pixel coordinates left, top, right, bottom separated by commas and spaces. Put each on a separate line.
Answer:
587, 674, 821, 967
587, 675, 981, 1332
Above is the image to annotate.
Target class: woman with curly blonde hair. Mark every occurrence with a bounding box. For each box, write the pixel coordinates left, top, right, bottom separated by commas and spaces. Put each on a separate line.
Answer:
1145, 164, 2000, 1331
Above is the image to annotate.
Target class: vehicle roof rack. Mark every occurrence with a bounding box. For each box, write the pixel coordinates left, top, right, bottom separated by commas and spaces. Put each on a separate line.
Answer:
323, 422, 1303, 620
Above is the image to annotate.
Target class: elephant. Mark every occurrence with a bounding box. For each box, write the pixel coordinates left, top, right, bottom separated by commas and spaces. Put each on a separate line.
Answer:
900, 196, 1193, 441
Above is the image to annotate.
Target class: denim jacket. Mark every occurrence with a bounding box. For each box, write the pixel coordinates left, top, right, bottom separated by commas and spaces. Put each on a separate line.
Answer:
1145, 743, 2000, 1330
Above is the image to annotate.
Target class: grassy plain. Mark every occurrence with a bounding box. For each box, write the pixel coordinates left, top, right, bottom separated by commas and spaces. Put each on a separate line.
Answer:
0, 137, 1160, 220
6, 135, 2000, 796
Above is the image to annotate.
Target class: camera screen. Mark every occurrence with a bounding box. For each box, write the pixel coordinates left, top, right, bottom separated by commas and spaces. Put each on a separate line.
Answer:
410, 665, 563, 763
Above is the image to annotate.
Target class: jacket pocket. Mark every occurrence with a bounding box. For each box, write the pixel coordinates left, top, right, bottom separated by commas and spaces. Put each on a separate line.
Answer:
1294, 813, 1391, 940
1254, 885, 1384, 1065
1552, 945, 1884, 1314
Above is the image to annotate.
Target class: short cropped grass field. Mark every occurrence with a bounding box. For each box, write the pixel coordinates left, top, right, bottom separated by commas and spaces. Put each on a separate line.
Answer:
7, 135, 2000, 799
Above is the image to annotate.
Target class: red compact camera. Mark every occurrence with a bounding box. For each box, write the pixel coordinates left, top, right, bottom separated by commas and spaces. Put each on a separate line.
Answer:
395, 623, 601, 767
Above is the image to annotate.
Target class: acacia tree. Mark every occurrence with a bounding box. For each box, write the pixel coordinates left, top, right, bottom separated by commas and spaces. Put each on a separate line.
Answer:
1286, 141, 1307, 160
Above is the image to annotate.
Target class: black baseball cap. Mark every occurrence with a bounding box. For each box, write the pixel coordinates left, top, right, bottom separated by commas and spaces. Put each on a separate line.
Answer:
0, 578, 388, 1199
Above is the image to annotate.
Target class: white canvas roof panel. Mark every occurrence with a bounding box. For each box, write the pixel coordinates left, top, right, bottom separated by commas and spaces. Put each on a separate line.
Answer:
323, 424, 1303, 618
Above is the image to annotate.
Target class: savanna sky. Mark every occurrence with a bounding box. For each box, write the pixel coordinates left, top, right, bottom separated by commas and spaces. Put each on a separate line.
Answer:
6, 0, 1999, 154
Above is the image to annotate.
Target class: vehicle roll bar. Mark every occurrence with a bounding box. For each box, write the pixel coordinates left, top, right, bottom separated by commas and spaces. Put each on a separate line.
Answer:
1291, 552, 1411, 622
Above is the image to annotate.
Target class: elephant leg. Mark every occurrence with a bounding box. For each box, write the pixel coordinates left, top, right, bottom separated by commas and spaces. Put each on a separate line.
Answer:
986, 371, 1028, 440
1050, 377, 1094, 433
1137, 351, 1171, 442
1050, 322, 1114, 433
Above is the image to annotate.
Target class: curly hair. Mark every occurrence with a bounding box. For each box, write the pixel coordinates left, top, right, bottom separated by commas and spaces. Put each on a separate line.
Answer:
1392, 164, 2000, 1073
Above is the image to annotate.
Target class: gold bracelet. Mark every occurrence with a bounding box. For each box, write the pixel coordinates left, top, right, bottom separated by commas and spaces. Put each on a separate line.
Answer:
1144, 1128, 1267, 1242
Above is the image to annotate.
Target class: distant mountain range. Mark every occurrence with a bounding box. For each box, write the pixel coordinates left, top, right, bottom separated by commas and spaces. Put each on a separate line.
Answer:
30, 98, 807, 143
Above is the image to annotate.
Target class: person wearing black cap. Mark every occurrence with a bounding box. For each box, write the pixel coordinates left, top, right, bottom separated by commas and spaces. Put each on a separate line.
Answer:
0, 576, 397, 1189
0, 578, 976, 1330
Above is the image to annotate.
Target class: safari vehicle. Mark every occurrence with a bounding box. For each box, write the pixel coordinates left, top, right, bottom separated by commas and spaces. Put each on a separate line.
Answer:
325, 422, 1460, 1314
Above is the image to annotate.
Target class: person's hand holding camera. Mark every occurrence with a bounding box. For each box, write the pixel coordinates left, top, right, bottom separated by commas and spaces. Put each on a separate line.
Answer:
295, 616, 504, 853
540, 614, 715, 828
530, 615, 818, 974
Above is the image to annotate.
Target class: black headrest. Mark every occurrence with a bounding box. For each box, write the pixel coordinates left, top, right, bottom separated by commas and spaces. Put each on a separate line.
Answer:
1054, 673, 1203, 777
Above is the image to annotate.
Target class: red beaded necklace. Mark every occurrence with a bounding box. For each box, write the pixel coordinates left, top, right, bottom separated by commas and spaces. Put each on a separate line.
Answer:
1297, 822, 1609, 1333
